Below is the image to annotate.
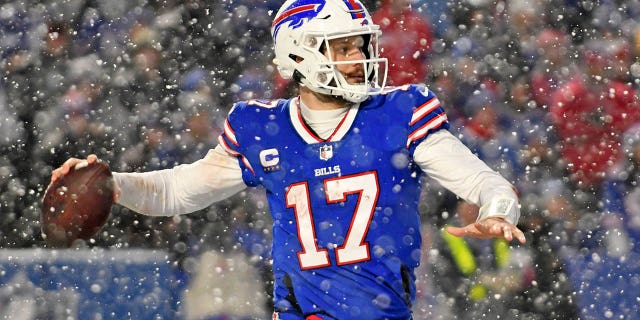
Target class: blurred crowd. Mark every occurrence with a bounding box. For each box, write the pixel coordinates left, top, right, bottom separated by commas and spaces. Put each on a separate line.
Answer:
1, 0, 640, 318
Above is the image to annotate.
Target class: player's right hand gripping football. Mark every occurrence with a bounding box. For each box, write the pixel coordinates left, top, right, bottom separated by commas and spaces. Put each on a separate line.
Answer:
51, 154, 120, 201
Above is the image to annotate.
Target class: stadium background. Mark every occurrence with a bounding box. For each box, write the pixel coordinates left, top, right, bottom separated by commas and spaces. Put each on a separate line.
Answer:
1, 0, 640, 319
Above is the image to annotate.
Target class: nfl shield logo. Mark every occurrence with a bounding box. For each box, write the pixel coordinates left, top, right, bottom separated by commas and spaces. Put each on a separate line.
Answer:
319, 145, 333, 161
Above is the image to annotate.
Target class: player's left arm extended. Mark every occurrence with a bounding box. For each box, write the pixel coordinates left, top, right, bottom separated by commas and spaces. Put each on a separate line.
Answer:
414, 130, 525, 243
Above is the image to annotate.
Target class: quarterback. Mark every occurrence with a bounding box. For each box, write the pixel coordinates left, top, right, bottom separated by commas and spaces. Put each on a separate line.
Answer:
52, 0, 525, 319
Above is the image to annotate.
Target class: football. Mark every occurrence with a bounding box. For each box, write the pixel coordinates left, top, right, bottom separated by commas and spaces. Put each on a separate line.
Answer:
41, 161, 115, 247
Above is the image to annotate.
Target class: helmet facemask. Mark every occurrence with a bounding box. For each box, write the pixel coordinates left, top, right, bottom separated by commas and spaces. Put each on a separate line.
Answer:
295, 31, 388, 103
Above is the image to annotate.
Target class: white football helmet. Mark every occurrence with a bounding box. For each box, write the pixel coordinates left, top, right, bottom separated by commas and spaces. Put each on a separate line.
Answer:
271, 0, 388, 103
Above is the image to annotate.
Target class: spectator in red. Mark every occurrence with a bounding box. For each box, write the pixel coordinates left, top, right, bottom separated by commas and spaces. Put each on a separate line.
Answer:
372, 0, 433, 86
530, 28, 575, 109
550, 38, 640, 189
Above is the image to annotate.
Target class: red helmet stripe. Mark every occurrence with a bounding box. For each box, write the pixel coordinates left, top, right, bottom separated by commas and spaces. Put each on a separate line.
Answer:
346, 0, 365, 18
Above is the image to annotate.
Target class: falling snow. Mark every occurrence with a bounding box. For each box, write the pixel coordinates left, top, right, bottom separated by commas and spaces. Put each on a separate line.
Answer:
0, 0, 640, 319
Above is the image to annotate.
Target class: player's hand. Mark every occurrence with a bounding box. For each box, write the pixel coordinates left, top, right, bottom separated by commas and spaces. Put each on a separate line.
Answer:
51, 154, 99, 183
50, 155, 120, 201
445, 217, 526, 244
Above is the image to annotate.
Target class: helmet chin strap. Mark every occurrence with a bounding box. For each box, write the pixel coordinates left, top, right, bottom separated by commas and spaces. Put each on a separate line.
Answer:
296, 70, 370, 103
302, 85, 353, 106
303, 81, 368, 103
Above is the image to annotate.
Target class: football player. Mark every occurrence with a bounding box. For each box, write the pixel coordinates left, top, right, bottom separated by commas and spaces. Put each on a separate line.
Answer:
52, 0, 525, 319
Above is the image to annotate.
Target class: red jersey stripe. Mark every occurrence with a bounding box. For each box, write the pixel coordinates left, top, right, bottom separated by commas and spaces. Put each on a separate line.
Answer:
410, 97, 440, 126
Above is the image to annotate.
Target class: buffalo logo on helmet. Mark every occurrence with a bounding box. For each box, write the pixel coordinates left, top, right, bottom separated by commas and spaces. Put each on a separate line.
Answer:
272, 0, 326, 39
272, 0, 368, 39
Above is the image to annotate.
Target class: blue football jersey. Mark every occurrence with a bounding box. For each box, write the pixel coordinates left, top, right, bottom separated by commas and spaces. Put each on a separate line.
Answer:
219, 85, 449, 319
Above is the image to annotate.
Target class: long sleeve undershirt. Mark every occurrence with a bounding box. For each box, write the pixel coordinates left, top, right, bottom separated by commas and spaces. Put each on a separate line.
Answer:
114, 104, 520, 224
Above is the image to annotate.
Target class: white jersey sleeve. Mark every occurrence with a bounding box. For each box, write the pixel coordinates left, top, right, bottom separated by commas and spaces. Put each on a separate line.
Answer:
414, 130, 520, 224
112, 144, 247, 216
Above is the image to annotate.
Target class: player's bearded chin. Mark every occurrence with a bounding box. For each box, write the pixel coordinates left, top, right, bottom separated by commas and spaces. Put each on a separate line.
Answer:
305, 85, 352, 105
319, 68, 366, 105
